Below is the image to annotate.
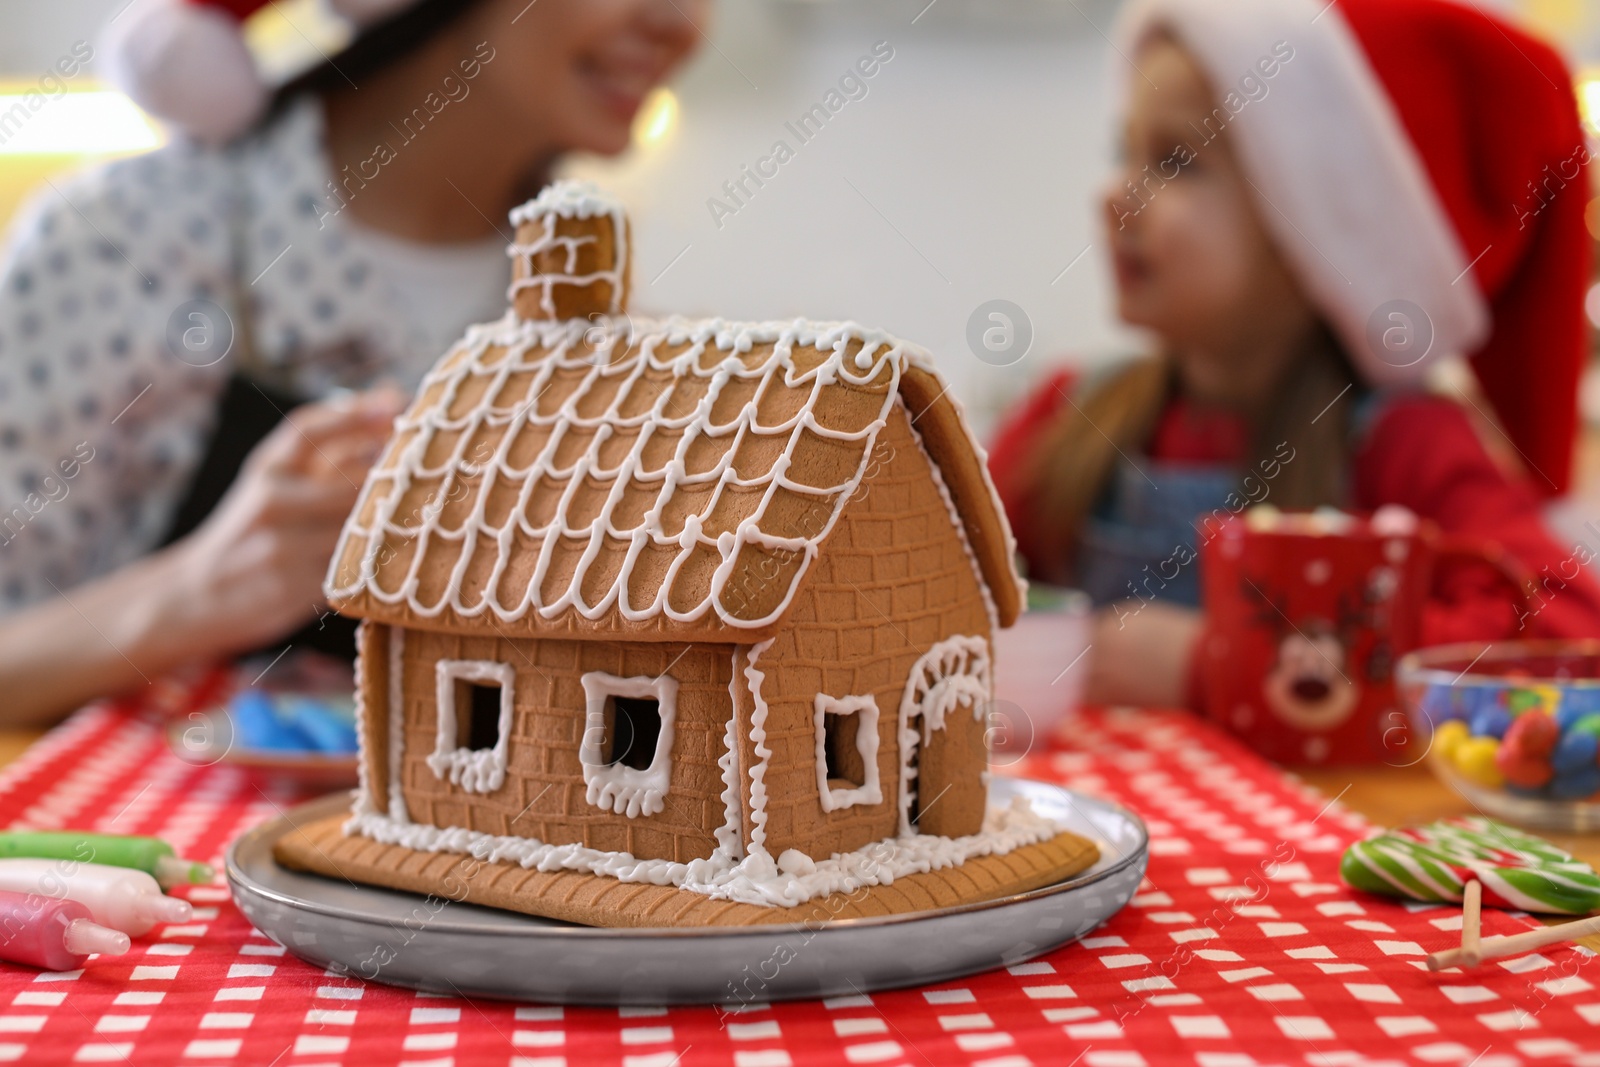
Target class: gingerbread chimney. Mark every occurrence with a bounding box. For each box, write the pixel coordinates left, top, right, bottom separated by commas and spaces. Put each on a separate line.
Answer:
507, 181, 631, 322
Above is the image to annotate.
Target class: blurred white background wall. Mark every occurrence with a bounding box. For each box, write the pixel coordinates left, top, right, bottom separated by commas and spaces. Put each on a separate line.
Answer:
568, 0, 1135, 435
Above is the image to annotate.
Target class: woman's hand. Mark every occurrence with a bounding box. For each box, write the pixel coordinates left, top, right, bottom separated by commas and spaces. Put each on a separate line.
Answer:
149, 387, 406, 657
0, 386, 404, 726
1085, 600, 1204, 709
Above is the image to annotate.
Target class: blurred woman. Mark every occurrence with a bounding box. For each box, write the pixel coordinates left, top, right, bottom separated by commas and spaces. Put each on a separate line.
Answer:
0, 0, 706, 722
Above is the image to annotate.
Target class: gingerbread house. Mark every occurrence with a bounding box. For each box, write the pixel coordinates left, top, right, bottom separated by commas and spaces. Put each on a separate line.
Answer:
282, 182, 1096, 925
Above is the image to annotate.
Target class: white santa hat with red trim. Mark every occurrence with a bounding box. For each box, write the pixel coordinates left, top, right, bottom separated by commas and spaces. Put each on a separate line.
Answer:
101, 0, 422, 146
1116, 0, 1592, 495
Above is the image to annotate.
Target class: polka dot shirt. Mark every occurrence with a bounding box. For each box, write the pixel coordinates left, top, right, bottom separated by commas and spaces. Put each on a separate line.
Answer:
0, 98, 507, 613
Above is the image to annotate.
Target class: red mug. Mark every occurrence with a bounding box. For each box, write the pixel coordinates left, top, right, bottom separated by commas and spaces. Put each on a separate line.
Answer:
1195, 508, 1528, 765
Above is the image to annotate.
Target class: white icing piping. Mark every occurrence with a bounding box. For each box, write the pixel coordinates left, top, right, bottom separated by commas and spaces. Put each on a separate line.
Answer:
509, 179, 626, 226
813, 694, 883, 813
325, 316, 920, 633
896, 635, 993, 837
351, 600, 1046, 908
346, 793, 1060, 909
577, 671, 678, 818
740, 639, 776, 857
506, 180, 628, 319
714, 680, 745, 862
426, 659, 516, 794
351, 621, 375, 816
386, 626, 409, 823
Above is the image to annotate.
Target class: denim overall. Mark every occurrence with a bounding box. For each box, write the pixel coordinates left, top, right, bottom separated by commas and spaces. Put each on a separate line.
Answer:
1077, 456, 1239, 609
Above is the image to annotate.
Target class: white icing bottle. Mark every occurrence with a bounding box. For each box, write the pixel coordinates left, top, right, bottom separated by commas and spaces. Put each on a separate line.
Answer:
0, 859, 193, 935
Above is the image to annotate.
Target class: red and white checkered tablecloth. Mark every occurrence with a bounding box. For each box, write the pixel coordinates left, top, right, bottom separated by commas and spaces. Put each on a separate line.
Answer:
0, 699, 1596, 1067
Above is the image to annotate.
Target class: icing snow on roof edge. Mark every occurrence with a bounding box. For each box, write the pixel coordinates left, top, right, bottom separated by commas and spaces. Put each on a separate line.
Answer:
508, 180, 627, 227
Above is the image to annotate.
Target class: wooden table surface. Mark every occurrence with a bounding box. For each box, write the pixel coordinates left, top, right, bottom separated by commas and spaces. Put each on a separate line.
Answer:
1296, 763, 1600, 872
0, 730, 38, 774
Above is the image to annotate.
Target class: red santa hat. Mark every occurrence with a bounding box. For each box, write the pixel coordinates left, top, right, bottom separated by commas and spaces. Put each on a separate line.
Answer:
101, 0, 422, 146
1117, 0, 1592, 496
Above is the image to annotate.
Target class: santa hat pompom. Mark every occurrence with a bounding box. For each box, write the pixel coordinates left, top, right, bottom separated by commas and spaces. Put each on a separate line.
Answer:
103, 0, 422, 145
101, 0, 273, 146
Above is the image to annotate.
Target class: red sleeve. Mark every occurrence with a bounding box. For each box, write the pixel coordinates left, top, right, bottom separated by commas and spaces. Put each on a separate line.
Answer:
1353, 395, 1600, 643
986, 368, 1077, 578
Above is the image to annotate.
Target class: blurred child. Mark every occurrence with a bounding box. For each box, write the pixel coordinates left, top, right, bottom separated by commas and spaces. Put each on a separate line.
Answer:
990, 0, 1600, 707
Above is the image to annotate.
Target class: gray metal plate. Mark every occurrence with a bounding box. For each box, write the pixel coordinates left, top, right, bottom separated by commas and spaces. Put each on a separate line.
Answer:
227, 778, 1148, 1005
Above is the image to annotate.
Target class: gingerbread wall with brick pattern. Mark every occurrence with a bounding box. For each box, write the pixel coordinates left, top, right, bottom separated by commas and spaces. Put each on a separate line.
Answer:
732, 401, 994, 860
375, 632, 737, 864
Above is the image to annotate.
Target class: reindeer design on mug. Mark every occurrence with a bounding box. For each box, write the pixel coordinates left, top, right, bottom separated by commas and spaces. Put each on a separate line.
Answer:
1249, 581, 1386, 732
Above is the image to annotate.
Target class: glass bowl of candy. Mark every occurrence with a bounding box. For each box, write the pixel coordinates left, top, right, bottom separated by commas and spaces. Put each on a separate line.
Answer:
1399, 640, 1600, 830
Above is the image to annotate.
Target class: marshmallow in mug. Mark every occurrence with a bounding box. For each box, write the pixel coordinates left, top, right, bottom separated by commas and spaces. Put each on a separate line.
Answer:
1241, 503, 1418, 537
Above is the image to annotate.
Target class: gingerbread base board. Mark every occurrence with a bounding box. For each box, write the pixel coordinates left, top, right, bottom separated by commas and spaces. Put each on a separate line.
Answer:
232, 785, 1149, 1003
273, 814, 1100, 928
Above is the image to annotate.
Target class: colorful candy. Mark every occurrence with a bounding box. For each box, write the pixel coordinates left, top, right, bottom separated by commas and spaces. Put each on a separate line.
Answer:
1469, 706, 1512, 739
1497, 711, 1559, 788
1552, 731, 1598, 775
1453, 736, 1505, 788
1421, 679, 1600, 803
1432, 719, 1470, 764
1551, 768, 1600, 800
1340, 816, 1600, 915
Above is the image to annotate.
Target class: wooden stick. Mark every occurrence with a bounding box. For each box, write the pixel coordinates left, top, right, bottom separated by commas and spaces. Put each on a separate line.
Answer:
1428, 910, 1600, 971
1460, 880, 1482, 968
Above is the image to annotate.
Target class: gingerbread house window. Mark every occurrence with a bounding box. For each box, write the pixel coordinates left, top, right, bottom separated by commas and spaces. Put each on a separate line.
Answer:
814, 694, 883, 813
426, 660, 516, 794
580, 673, 678, 818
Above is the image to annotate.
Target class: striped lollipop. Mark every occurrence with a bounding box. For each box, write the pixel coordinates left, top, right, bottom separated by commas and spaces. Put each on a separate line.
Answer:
1340, 816, 1600, 915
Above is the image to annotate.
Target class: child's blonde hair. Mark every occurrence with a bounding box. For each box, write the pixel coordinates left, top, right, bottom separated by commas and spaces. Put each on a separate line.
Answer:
1015, 323, 1363, 586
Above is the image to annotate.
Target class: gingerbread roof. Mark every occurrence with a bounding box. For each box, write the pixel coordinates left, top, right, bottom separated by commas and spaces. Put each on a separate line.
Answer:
324, 180, 1021, 640
325, 312, 1022, 640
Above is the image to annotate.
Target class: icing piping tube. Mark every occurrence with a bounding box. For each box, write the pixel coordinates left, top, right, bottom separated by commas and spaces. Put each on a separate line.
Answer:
0, 859, 192, 936
0, 830, 213, 889
0, 889, 129, 969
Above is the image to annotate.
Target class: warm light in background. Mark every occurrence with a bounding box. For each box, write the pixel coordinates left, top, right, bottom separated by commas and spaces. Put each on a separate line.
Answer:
1580, 71, 1600, 136
244, 0, 352, 84
632, 88, 679, 151
0, 83, 166, 224
1521, 0, 1589, 38
0, 90, 162, 156
1587, 281, 1600, 330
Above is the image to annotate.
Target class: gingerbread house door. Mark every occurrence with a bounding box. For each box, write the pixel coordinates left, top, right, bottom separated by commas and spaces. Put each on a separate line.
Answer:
898, 636, 991, 839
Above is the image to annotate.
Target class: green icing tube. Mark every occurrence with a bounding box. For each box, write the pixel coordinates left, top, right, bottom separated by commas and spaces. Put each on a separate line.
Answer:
0, 831, 213, 890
